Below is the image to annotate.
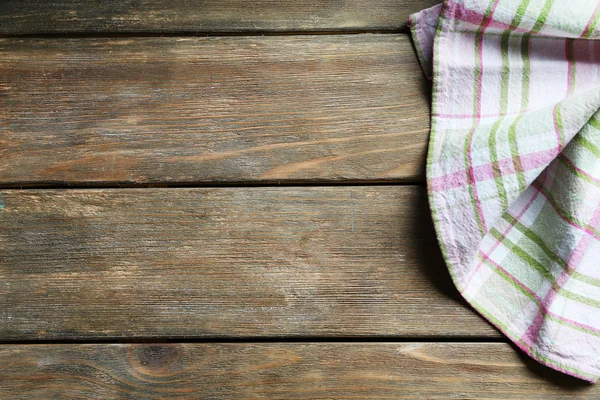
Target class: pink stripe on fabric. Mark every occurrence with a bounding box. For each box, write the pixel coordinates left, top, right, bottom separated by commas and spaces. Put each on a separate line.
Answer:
474, 162, 503, 183
472, 158, 518, 181
519, 148, 561, 171
429, 170, 468, 192
430, 148, 556, 192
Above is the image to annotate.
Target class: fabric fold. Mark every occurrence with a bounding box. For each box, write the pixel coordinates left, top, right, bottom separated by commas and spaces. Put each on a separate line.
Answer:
410, 0, 600, 382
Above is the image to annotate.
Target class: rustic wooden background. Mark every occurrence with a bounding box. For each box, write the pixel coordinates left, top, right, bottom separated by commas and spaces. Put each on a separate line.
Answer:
0, 1, 598, 398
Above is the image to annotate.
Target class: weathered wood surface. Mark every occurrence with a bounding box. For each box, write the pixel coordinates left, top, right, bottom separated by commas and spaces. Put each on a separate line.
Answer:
0, 35, 430, 186
0, 187, 497, 339
0, 343, 595, 399
0, 0, 440, 35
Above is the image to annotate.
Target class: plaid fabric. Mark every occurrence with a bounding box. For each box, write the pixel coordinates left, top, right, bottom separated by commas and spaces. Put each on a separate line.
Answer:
410, 0, 600, 381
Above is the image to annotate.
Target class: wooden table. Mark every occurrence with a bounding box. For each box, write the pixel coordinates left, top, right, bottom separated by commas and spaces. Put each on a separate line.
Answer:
0, 1, 598, 398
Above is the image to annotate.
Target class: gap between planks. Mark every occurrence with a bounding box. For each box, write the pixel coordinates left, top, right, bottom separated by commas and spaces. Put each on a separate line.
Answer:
0, 181, 423, 190
0, 337, 508, 346
0, 30, 410, 39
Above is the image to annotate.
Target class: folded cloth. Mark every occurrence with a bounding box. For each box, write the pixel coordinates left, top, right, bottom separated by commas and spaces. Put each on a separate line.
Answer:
409, 0, 600, 382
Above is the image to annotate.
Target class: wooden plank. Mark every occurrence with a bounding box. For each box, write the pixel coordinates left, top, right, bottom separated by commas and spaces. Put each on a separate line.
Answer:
0, 35, 429, 186
0, 343, 594, 399
0, 1, 440, 35
0, 186, 497, 339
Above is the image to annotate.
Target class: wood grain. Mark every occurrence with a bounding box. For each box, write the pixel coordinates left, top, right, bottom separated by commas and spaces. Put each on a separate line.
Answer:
0, 186, 496, 340
0, 35, 430, 186
0, 343, 595, 399
0, 0, 440, 35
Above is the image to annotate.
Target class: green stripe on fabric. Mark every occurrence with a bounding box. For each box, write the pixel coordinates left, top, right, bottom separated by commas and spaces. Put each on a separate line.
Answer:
588, 116, 600, 133
513, 0, 532, 26
568, 39, 576, 94
489, 228, 554, 281
574, 131, 600, 157
573, 271, 600, 288
561, 288, 600, 310
531, 0, 556, 33
555, 105, 565, 147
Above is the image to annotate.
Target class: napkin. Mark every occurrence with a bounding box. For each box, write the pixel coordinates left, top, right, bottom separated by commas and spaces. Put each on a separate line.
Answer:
409, 0, 600, 381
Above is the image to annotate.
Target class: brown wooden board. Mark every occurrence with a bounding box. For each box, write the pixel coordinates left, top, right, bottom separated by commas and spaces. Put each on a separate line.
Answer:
0, 1, 440, 35
0, 343, 595, 399
0, 35, 430, 187
0, 186, 497, 340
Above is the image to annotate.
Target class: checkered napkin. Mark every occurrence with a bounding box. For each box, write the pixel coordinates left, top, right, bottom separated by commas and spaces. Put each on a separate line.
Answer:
409, 0, 600, 381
